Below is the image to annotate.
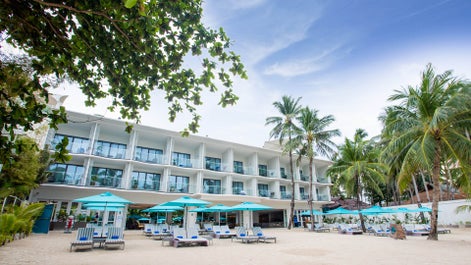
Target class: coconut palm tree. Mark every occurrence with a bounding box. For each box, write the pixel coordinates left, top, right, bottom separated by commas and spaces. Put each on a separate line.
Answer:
265, 95, 302, 229
381, 63, 471, 240
293, 107, 340, 231
327, 129, 387, 232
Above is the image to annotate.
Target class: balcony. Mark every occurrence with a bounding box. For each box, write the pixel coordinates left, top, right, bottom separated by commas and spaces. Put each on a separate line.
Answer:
258, 190, 271, 198
317, 194, 330, 201
203, 185, 224, 194
280, 192, 292, 200
300, 175, 309, 181
167, 184, 195, 193
316, 177, 330, 184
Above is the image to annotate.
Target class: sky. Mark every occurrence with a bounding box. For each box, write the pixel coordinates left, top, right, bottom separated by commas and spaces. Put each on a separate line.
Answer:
52, 0, 471, 147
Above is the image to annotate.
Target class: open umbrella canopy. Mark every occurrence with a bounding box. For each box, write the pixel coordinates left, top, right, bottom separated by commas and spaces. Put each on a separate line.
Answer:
142, 204, 183, 212
360, 205, 395, 215
161, 196, 210, 207
409, 206, 432, 212
161, 196, 210, 236
206, 204, 232, 212
82, 202, 126, 211
73, 192, 133, 204
230, 202, 272, 211
394, 207, 415, 213
300, 209, 324, 216
189, 206, 209, 213
325, 207, 358, 215
231, 202, 272, 229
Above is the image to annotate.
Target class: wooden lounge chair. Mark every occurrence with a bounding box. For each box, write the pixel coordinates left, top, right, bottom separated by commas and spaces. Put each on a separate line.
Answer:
172, 228, 209, 248
70, 227, 94, 252
252, 227, 276, 243
104, 227, 125, 250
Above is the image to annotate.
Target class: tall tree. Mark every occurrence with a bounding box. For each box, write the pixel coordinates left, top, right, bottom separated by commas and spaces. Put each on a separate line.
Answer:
1, 1, 246, 166
381, 63, 471, 240
293, 107, 340, 231
0, 137, 47, 199
327, 129, 387, 232
265, 95, 302, 229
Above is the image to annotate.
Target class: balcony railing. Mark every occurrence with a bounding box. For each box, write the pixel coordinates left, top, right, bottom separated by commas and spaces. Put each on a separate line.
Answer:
134, 154, 165, 164
316, 177, 330, 184
167, 184, 196, 193
203, 185, 224, 194
300, 175, 309, 181
317, 194, 330, 201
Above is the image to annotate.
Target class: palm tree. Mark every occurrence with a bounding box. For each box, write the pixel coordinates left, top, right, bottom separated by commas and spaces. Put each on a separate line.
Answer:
381, 63, 471, 240
293, 107, 340, 231
327, 129, 387, 232
265, 95, 302, 229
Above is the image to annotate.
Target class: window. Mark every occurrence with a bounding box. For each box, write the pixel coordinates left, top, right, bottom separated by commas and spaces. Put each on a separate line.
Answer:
280, 167, 287, 178
232, 181, 244, 195
94, 141, 126, 159
135, 147, 163, 163
300, 187, 308, 200
90, 167, 123, 188
48, 163, 84, 185
233, 161, 244, 174
171, 152, 191, 168
258, 184, 269, 197
258, 165, 268, 177
51, 134, 89, 154
168, 175, 189, 193
131, 171, 161, 191
280, 186, 291, 199
203, 179, 221, 194
205, 157, 221, 171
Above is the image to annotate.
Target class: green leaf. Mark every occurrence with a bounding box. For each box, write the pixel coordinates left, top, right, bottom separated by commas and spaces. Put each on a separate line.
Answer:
124, 0, 138, 9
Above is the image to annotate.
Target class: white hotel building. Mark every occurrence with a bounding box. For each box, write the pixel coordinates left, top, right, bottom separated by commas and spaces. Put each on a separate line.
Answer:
30, 110, 333, 228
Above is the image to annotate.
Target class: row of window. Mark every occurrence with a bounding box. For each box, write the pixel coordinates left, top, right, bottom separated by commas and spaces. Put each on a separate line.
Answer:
47, 163, 313, 198
50, 135, 296, 178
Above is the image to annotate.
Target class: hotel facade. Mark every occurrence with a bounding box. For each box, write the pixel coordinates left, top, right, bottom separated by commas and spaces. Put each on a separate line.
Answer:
30, 111, 333, 228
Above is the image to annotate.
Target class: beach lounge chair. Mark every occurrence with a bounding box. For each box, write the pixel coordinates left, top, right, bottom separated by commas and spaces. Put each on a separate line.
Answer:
103, 227, 125, 250
70, 227, 94, 252
403, 224, 429, 236
203, 223, 213, 234
369, 225, 390, 237
172, 227, 209, 248
252, 227, 276, 243
231, 227, 259, 243
314, 223, 331, 233
151, 224, 171, 240
218, 225, 236, 238
338, 224, 363, 235
143, 223, 153, 236
424, 224, 451, 234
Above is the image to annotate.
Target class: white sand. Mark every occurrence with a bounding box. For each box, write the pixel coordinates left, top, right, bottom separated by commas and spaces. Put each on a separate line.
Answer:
1, 228, 470, 265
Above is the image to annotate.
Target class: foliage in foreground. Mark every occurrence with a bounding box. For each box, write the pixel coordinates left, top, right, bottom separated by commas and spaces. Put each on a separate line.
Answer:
0, 203, 45, 246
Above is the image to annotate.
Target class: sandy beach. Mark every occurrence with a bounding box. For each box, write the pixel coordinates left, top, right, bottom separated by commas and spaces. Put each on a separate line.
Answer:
1, 227, 470, 265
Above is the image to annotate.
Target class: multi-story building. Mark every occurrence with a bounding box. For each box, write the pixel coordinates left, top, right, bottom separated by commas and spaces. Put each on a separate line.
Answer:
30, 110, 333, 228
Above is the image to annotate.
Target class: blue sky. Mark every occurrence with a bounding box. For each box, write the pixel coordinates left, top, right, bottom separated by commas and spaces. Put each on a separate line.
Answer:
55, 0, 471, 147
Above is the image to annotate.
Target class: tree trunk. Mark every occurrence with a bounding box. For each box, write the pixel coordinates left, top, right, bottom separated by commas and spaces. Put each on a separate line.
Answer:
288, 136, 295, 230
428, 143, 441, 240
356, 175, 366, 232
308, 157, 314, 231
412, 174, 426, 222
420, 171, 431, 202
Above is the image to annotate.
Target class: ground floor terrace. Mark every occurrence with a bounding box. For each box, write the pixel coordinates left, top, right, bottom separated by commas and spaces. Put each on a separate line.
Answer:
30, 185, 326, 229
1, 227, 470, 265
